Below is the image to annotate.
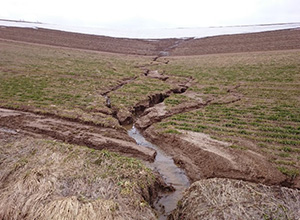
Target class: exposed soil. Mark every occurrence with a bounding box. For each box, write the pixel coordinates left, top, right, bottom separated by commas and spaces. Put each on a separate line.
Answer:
0, 27, 178, 56
170, 28, 300, 56
110, 75, 192, 126
144, 70, 169, 81
136, 98, 211, 130
135, 87, 242, 130
101, 76, 138, 96
0, 108, 156, 161
130, 70, 292, 187
143, 125, 294, 186
0, 26, 299, 56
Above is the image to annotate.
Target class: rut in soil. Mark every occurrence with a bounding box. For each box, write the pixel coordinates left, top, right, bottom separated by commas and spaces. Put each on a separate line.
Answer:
128, 126, 190, 220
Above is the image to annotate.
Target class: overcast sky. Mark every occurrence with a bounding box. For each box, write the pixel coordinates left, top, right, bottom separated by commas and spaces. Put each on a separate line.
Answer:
1, 0, 299, 28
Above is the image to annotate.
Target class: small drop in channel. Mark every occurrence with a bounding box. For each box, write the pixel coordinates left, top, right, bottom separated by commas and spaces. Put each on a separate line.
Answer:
128, 125, 190, 219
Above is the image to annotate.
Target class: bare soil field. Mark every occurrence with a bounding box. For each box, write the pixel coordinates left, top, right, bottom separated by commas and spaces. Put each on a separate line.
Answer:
0, 27, 299, 56
170, 28, 300, 56
0, 27, 178, 56
0, 26, 300, 219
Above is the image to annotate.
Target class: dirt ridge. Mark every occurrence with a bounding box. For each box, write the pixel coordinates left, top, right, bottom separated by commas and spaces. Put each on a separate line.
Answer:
0, 108, 156, 161
142, 125, 293, 187
136, 84, 242, 130
101, 76, 138, 96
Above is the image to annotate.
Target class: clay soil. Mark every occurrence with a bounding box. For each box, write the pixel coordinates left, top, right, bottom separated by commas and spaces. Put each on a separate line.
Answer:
0, 108, 156, 161
143, 125, 289, 186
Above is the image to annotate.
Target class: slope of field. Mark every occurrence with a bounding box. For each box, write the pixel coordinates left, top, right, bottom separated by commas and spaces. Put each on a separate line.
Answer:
0, 39, 156, 126
0, 26, 300, 56
0, 27, 177, 56
0, 26, 300, 219
170, 28, 300, 55
146, 50, 300, 187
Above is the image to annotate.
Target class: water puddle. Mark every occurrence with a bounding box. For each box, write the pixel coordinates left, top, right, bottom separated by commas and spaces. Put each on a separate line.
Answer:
128, 125, 190, 219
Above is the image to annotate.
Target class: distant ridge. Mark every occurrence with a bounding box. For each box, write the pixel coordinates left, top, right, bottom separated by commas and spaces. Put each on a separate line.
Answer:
1, 19, 299, 39
0, 25, 299, 56
0, 19, 42, 24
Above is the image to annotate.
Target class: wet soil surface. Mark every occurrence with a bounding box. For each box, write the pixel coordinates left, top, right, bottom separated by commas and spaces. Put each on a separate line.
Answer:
128, 126, 190, 219
143, 126, 291, 186
0, 108, 156, 161
0, 27, 299, 56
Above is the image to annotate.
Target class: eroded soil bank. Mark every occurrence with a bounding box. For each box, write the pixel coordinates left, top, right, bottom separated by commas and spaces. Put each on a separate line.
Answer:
0, 108, 156, 161
131, 73, 299, 189
128, 126, 190, 219
142, 125, 294, 186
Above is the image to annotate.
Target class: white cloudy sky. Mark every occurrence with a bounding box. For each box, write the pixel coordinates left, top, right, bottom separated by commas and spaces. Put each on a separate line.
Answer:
1, 0, 299, 28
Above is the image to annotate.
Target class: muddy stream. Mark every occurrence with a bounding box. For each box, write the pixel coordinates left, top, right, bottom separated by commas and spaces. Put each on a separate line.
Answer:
128, 125, 190, 219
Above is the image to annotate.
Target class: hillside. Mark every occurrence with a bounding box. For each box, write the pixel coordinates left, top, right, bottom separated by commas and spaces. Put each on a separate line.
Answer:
0, 26, 299, 219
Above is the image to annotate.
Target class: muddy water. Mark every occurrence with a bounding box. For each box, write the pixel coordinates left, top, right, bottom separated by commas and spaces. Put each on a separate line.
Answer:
128, 126, 190, 219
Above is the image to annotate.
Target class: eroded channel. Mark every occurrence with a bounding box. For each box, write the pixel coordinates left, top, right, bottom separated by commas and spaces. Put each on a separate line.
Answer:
128, 125, 190, 219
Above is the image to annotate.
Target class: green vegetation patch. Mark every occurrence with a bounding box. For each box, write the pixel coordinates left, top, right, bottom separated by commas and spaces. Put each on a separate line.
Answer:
156, 50, 300, 177
0, 40, 151, 127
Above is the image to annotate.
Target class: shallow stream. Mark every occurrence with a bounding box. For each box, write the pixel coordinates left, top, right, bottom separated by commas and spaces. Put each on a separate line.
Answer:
128, 126, 190, 219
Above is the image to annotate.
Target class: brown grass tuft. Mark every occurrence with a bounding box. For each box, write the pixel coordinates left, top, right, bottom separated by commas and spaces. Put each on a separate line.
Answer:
170, 178, 300, 220
0, 138, 157, 220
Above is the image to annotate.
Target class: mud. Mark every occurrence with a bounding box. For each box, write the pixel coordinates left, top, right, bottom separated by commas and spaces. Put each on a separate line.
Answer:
136, 98, 211, 130
0, 108, 156, 161
142, 126, 298, 187
128, 126, 190, 220
135, 84, 243, 130
113, 79, 192, 126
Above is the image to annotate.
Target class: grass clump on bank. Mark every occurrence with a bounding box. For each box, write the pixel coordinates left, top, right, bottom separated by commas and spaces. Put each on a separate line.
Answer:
0, 138, 158, 220
170, 178, 300, 220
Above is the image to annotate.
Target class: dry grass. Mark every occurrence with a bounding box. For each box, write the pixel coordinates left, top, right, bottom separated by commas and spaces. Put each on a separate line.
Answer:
170, 178, 300, 220
0, 138, 158, 220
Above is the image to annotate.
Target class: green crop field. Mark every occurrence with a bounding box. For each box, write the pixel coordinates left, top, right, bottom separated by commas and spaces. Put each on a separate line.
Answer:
1, 39, 299, 179
0, 40, 174, 128
156, 50, 300, 178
